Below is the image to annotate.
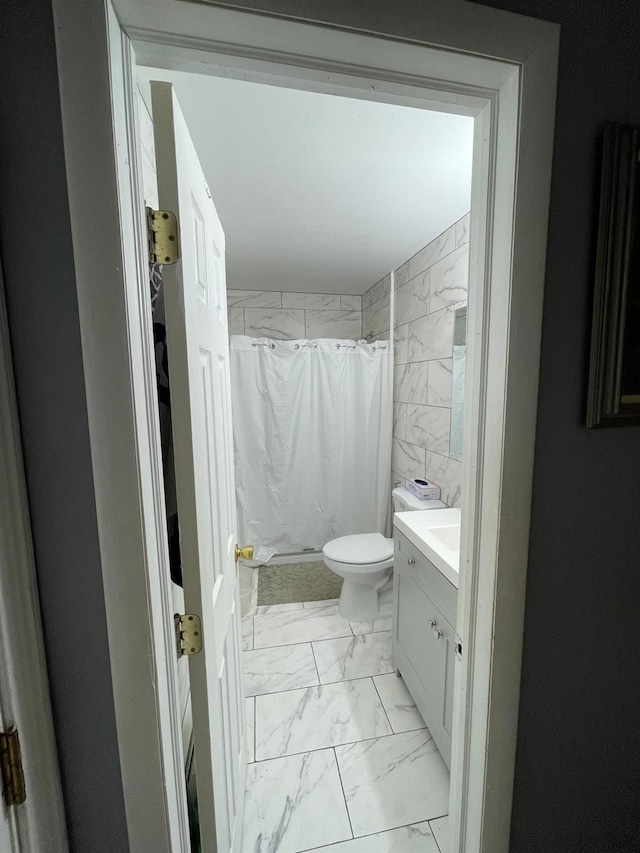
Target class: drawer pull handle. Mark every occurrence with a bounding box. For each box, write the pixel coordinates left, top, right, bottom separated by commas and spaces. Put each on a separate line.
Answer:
407, 557, 416, 566
428, 618, 437, 628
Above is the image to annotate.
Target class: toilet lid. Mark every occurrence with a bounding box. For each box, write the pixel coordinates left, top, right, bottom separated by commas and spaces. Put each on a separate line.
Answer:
323, 533, 393, 565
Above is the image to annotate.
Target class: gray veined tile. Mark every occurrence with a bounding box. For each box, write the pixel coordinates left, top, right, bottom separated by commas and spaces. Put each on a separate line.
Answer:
429, 245, 469, 312
393, 402, 407, 442
409, 226, 456, 279
254, 678, 392, 761
255, 602, 304, 616
430, 815, 451, 853
296, 603, 339, 617
373, 673, 427, 734
305, 821, 441, 852
407, 306, 454, 363
363, 273, 391, 309
394, 362, 429, 405
394, 257, 412, 288
228, 306, 244, 336
246, 697, 255, 763
302, 598, 341, 609
394, 324, 409, 365
340, 294, 362, 311
244, 308, 305, 340
241, 749, 352, 853
456, 212, 470, 247
395, 269, 430, 327
305, 310, 362, 340
334, 729, 450, 837
281, 292, 341, 310
253, 605, 352, 648
312, 631, 393, 684
227, 289, 282, 308
427, 359, 453, 407
363, 294, 390, 339
349, 603, 393, 636
424, 451, 463, 508
392, 438, 426, 482
243, 643, 319, 697
242, 616, 253, 651
406, 404, 451, 456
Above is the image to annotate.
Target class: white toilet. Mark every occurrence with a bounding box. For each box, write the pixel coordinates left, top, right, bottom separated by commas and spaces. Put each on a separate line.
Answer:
323, 487, 446, 622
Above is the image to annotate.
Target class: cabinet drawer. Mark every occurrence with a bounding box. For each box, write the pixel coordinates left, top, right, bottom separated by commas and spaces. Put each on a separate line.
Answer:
394, 530, 457, 626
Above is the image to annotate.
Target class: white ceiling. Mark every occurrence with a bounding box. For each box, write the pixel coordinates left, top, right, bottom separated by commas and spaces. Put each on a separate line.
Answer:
138, 68, 473, 295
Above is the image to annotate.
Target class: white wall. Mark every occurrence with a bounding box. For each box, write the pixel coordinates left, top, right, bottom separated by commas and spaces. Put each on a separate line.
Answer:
136, 66, 474, 297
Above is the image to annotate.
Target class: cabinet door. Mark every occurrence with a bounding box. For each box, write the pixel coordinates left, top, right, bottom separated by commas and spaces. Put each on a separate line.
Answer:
394, 566, 447, 727
393, 535, 457, 766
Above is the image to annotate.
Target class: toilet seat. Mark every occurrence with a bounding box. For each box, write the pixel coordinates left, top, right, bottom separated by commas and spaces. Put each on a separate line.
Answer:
323, 532, 393, 564
323, 533, 393, 568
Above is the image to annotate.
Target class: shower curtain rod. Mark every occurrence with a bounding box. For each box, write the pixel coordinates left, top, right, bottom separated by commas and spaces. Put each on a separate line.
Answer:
247, 338, 387, 351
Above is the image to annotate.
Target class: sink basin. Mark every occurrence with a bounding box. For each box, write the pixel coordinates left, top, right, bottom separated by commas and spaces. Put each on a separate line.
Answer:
428, 526, 460, 552
393, 507, 461, 587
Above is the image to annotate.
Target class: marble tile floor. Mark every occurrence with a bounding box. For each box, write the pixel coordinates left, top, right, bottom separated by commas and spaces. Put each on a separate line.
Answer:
241, 601, 450, 853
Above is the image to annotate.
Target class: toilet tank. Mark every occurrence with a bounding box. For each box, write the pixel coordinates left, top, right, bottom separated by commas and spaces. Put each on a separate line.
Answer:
392, 486, 446, 512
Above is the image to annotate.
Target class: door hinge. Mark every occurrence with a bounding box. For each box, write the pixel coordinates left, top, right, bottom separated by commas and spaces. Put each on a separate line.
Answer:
0, 727, 26, 806
147, 207, 180, 265
174, 613, 203, 658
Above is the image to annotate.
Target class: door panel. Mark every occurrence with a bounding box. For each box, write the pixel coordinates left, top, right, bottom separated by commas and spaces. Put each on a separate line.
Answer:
151, 81, 245, 853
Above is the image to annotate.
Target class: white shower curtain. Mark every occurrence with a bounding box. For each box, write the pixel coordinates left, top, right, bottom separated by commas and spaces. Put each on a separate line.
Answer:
230, 336, 393, 562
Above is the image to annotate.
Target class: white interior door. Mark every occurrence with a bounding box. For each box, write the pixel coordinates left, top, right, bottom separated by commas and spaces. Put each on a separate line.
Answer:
151, 81, 246, 853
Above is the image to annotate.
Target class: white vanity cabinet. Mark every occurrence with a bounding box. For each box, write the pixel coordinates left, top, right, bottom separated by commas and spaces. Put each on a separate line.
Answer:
392, 529, 458, 767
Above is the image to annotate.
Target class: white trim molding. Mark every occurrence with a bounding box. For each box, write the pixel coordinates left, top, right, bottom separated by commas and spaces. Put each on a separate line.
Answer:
50, 1, 559, 851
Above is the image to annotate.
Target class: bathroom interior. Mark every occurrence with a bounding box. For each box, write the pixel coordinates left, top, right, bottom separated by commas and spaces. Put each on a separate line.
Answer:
138, 66, 473, 853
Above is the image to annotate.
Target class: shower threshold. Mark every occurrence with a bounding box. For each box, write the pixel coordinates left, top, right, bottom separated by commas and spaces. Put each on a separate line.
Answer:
266, 550, 322, 565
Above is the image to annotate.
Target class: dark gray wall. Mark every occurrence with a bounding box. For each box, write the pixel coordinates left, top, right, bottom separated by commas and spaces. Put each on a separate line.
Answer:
1, 1, 638, 851
0, 1, 129, 850
470, 3, 640, 851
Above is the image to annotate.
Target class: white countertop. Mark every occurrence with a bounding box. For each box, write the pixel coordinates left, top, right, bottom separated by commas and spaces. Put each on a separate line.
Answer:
394, 508, 461, 588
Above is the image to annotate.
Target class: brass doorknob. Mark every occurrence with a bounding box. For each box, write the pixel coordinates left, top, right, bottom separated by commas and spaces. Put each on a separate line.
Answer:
235, 544, 254, 562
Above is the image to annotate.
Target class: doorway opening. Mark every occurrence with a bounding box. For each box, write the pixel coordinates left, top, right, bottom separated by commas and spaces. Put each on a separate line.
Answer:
138, 64, 469, 853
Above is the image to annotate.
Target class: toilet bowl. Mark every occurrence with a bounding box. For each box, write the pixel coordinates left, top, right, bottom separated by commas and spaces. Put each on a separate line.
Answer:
323, 487, 446, 622
323, 533, 394, 622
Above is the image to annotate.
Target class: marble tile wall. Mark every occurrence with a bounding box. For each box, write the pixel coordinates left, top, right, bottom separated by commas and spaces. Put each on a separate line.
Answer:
228, 289, 362, 340
362, 273, 391, 340
391, 213, 470, 506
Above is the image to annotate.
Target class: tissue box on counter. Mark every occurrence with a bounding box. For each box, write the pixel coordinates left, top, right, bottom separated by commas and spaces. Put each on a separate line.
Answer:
405, 478, 441, 500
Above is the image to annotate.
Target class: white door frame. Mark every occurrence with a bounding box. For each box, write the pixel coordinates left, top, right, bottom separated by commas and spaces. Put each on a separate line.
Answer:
50, 2, 558, 852
0, 267, 68, 852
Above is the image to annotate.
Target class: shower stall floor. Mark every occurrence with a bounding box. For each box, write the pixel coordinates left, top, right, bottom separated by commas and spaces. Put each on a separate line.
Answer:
257, 561, 343, 607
